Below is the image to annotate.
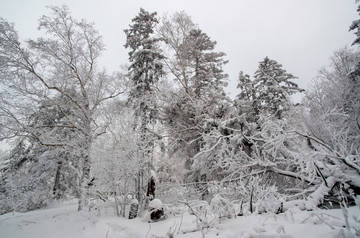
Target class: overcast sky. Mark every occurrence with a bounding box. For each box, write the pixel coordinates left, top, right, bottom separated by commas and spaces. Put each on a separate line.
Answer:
0, 0, 358, 100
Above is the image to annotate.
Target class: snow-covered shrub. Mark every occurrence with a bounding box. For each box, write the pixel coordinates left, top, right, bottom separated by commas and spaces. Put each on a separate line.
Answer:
187, 200, 209, 215
182, 200, 219, 235
0, 196, 11, 215
196, 204, 218, 229
255, 185, 283, 214
210, 194, 234, 219
1, 162, 53, 213
89, 198, 120, 216
237, 181, 283, 215
162, 203, 184, 218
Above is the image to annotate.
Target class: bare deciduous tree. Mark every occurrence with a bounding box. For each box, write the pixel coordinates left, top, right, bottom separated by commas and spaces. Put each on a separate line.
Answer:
0, 5, 125, 211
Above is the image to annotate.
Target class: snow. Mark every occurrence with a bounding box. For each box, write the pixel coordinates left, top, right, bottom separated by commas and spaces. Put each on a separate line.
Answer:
150, 169, 159, 183
149, 198, 163, 210
130, 198, 139, 205
0, 201, 359, 238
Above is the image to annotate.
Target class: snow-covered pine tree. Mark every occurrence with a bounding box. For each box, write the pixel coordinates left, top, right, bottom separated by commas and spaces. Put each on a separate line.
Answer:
234, 71, 258, 123
349, 1, 360, 46
182, 29, 228, 99
160, 17, 230, 200
185, 56, 306, 209
348, 2, 360, 138
124, 8, 165, 205
253, 57, 304, 119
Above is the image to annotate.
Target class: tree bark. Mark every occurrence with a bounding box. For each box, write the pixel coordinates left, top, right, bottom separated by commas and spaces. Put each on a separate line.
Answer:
52, 161, 62, 199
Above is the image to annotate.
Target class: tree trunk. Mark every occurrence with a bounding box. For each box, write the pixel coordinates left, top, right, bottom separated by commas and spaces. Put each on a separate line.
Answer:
52, 161, 62, 199
114, 193, 121, 217
135, 170, 143, 206
250, 185, 254, 213
129, 199, 139, 219
78, 133, 92, 211
146, 176, 156, 201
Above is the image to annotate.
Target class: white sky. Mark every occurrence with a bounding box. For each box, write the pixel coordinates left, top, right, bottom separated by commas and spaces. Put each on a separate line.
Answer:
0, 0, 358, 100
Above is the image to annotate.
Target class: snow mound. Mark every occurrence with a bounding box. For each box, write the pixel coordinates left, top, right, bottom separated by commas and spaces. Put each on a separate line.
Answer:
130, 198, 139, 205
149, 198, 163, 210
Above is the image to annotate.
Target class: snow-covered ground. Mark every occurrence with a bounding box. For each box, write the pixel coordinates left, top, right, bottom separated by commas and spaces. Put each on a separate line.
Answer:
0, 201, 359, 238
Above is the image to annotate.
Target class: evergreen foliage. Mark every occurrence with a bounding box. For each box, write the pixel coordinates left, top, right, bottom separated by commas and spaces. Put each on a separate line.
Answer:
253, 57, 304, 119
124, 8, 165, 205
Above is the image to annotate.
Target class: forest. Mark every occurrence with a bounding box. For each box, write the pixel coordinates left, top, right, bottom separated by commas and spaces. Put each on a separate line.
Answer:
0, 3, 359, 237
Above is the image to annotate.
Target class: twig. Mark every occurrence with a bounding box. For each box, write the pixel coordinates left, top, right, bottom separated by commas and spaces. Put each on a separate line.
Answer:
178, 200, 203, 223
177, 209, 184, 234
145, 223, 151, 238
313, 213, 335, 230
288, 209, 295, 223
167, 221, 177, 238
314, 163, 328, 187
301, 213, 335, 230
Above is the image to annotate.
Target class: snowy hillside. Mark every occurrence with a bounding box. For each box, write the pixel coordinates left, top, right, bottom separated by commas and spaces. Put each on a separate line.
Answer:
0, 201, 358, 238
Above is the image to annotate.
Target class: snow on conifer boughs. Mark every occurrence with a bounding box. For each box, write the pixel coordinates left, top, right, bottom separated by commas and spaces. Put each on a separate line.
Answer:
124, 8, 165, 207
160, 16, 230, 199
253, 57, 304, 119
124, 8, 165, 104
182, 29, 229, 99
0, 95, 82, 212
124, 8, 165, 143
349, 2, 360, 46
349, 2, 360, 78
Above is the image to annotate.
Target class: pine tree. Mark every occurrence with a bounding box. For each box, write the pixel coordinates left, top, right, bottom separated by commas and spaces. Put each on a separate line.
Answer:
125, 8, 165, 103
235, 71, 258, 120
349, 1, 360, 47
161, 22, 230, 200
124, 8, 165, 136
124, 8, 165, 204
182, 29, 228, 99
348, 2, 360, 114
253, 57, 303, 119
